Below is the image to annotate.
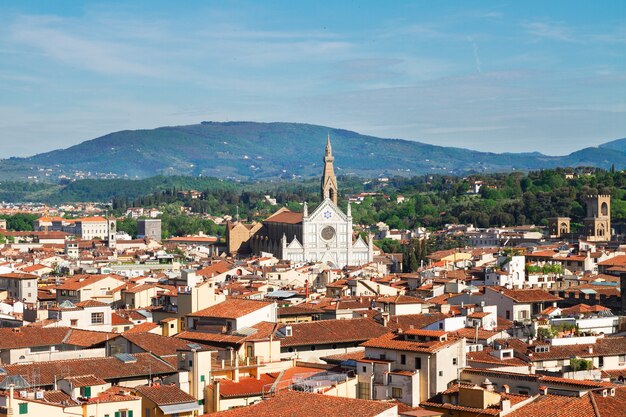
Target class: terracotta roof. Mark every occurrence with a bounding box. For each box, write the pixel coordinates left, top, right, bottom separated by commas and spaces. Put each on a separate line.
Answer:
278, 305, 324, 316
65, 329, 116, 347
320, 349, 366, 364
123, 322, 159, 334
466, 347, 528, 367
42, 390, 79, 405
63, 374, 107, 387
202, 389, 396, 417
197, 261, 234, 277
361, 331, 461, 354
264, 209, 304, 224
0, 272, 38, 280
134, 384, 196, 405
376, 295, 426, 304
112, 312, 134, 326
55, 274, 125, 291
188, 298, 274, 319
385, 313, 450, 331
490, 286, 561, 303
592, 386, 626, 416
214, 366, 324, 398
121, 332, 209, 357
276, 318, 388, 347
506, 393, 596, 417
76, 299, 109, 308
0, 352, 175, 387
0, 326, 69, 349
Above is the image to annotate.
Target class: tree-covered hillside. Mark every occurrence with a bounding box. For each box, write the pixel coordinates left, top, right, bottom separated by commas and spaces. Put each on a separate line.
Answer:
2, 121, 625, 180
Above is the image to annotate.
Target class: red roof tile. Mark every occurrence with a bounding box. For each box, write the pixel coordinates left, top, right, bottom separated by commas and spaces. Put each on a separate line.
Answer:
202, 389, 396, 417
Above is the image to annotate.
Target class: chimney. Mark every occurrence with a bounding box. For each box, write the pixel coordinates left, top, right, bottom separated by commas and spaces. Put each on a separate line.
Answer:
500, 399, 511, 412
381, 312, 389, 327
8, 384, 14, 415
539, 386, 548, 395
502, 384, 510, 394
214, 379, 221, 412
440, 304, 451, 315
588, 346, 593, 354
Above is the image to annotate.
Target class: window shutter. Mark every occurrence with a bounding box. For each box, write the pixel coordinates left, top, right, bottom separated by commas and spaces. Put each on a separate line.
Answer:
114, 412, 120, 417
128, 411, 133, 417
84, 386, 91, 398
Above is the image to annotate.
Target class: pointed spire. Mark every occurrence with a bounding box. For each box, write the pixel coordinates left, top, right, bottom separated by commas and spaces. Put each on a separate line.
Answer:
303, 201, 308, 217
321, 135, 338, 204
326, 133, 332, 156
347, 201, 352, 217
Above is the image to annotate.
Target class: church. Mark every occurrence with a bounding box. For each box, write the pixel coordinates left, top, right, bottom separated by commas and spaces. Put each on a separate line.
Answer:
231, 136, 373, 268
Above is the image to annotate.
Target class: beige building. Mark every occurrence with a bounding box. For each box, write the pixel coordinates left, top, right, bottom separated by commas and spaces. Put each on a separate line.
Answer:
358, 329, 467, 406
583, 194, 611, 241
0, 273, 38, 304
547, 217, 570, 238
225, 221, 261, 255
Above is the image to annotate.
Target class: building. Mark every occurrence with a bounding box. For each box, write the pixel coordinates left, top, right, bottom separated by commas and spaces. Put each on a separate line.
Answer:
186, 298, 277, 333
137, 218, 162, 242
133, 384, 201, 417
583, 194, 611, 241
547, 217, 570, 238
0, 273, 38, 304
35, 216, 117, 247
224, 221, 262, 255
358, 329, 467, 406
249, 137, 373, 268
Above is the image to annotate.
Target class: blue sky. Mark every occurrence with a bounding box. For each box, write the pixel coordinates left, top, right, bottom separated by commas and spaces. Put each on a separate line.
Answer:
1, 1, 625, 157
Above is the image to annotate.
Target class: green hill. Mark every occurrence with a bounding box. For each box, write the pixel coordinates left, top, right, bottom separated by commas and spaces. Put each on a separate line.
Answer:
1, 121, 625, 180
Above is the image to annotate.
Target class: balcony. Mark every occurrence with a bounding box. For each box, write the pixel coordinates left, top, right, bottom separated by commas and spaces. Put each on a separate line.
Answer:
211, 355, 262, 371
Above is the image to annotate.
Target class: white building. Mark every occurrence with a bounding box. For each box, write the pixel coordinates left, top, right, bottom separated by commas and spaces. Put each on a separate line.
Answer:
251, 137, 373, 268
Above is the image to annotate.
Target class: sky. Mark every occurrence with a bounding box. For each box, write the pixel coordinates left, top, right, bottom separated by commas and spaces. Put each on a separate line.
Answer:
1, 1, 625, 157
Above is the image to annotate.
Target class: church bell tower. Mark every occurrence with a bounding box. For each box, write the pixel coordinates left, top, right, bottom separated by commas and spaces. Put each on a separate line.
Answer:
321, 135, 338, 205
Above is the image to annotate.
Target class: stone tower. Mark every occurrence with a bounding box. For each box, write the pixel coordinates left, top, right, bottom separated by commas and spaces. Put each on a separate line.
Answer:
321, 135, 338, 205
548, 217, 570, 238
583, 194, 611, 241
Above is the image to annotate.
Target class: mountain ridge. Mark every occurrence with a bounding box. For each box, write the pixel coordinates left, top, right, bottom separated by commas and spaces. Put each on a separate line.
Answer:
2, 121, 625, 181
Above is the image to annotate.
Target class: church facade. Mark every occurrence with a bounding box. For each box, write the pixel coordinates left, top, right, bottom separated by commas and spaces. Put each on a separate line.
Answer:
248, 136, 373, 267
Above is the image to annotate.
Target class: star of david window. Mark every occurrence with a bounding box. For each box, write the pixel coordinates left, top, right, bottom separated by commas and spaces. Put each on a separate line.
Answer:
322, 210, 333, 220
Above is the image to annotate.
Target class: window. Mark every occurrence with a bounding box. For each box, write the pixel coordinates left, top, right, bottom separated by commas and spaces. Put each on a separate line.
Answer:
379, 354, 386, 360
19, 403, 28, 414
400, 354, 406, 365
439, 371, 443, 376
146, 410, 150, 417
82, 386, 92, 398
71, 319, 78, 326
357, 382, 370, 399
310, 345, 316, 351
506, 310, 511, 320
453, 358, 457, 366
392, 387, 402, 398
599, 356, 604, 368
362, 366, 367, 373
619, 355, 625, 365
91, 312, 104, 324
415, 357, 421, 369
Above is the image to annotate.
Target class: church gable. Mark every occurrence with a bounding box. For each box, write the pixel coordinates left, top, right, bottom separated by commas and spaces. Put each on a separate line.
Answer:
352, 235, 368, 249
287, 237, 303, 249
308, 199, 348, 223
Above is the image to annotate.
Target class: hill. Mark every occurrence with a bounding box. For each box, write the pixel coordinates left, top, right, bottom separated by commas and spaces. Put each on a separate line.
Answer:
1, 122, 625, 180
